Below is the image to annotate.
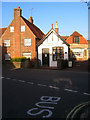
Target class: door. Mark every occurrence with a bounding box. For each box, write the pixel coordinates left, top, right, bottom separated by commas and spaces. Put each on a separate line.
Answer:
42, 48, 49, 66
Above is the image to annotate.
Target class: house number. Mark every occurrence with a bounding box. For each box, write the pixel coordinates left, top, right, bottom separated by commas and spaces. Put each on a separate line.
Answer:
27, 96, 61, 118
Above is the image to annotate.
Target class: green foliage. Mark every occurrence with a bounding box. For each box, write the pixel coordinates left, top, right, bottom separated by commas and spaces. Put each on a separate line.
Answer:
11, 57, 26, 62
88, 58, 90, 61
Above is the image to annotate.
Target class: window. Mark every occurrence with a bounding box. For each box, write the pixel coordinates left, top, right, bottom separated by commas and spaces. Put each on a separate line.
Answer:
4, 40, 10, 47
21, 25, 25, 32
24, 38, 31, 46
10, 26, 14, 32
5, 53, 11, 60
84, 50, 87, 56
72, 52, 82, 58
73, 36, 79, 43
22, 52, 31, 59
52, 47, 64, 61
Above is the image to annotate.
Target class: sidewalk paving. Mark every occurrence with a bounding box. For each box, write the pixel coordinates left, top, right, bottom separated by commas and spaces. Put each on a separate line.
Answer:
63, 60, 88, 72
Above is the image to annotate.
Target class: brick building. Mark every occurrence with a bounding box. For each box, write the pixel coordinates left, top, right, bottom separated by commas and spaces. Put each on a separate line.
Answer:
0, 7, 44, 60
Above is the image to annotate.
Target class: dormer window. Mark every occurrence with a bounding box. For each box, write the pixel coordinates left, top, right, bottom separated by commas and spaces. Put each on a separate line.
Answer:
10, 26, 14, 32
21, 25, 25, 32
73, 36, 79, 43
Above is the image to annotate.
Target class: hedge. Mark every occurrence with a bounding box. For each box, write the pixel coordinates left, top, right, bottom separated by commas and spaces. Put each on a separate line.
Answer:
10, 57, 26, 62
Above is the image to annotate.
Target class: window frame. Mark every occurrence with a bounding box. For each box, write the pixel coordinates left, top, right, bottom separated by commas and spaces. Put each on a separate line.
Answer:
10, 26, 14, 32
21, 25, 25, 32
24, 38, 31, 46
22, 52, 31, 59
4, 39, 10, 47
73, 36, 79, 44
52, 47, 64, 61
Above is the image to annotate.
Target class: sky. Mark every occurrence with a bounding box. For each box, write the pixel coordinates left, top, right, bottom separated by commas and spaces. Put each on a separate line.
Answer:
0, 1, 89, 39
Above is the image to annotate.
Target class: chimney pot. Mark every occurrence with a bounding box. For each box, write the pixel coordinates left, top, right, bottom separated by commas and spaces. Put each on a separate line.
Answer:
18, 7, 20, 9
52, 24, 53, 29
55, 21, 59, 34
14, 7, 22, 19
28, 16, 33, 24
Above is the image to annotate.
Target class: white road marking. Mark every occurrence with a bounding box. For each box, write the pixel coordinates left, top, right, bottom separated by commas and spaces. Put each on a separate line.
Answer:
49, 86, 60, 90
6, 77, 11, 79
1, 76, 4, 79
83, 93, 90, 96
18, 80, 25, 83
64, 89, 78, 93
52, 86, 60, 90
37, 84, 47, 87
27, 82, 34, 85
3, 76, 90, 96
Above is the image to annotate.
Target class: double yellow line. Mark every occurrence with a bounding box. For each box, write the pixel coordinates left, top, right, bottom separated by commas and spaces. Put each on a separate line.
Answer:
66, 101, 90, 120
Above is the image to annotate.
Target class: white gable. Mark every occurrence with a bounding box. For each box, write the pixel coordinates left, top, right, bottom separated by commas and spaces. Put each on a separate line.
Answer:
42, 30, 63, 46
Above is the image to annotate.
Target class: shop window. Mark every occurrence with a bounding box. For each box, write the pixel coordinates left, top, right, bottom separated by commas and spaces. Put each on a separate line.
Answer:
84, 50, 87, 56
52, 47, 64, 61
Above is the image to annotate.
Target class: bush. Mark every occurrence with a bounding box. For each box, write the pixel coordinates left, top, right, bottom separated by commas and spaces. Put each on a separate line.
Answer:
11, 57, 26, 62
88, 58, 90, 61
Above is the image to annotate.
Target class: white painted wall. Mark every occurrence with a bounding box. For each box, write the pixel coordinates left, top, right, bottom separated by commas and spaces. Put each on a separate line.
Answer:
38, 30, 69, 67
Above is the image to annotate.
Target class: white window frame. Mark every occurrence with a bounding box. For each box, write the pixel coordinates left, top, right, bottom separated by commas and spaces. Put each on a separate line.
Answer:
24, 38, 31, 46
5, 53, 11, 60
4, 40, 10, 47
21, 25, 25, 32
10, 26, 14, 32
22, 52, 31, 59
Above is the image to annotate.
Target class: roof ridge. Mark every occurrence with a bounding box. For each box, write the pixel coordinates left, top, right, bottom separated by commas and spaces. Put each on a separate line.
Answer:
21, 16, 45, 39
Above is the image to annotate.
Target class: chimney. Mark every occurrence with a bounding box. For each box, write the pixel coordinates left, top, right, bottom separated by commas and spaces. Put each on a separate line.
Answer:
14, 7, 22, 18
28, 16, 33, 24
52, 24, 53, 29
55, 21, 59, 34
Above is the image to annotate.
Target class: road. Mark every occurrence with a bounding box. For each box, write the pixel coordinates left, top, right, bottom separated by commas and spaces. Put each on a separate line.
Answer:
2, 68, 90, 119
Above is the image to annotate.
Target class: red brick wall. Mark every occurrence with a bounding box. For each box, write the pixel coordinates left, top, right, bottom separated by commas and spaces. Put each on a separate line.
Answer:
2, 16, 37, 60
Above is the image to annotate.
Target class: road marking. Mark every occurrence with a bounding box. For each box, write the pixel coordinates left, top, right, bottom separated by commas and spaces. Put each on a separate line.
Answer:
64, 89, 78, 93
49, 85, 60, 90
3, 76, 90, 97
18, 80, 25, 83
27, 82, 34, 85
27, 96, 61, 118
83, 93, 90, 96
37, 84, 47, 87
6, 77, 11, 79
1, 76, 4, 79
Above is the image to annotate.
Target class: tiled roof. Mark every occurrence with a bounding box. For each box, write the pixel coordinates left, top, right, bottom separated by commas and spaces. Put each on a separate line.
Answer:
0, 28, 7, 37
70, 31, 82, 36
61, 36, 69, 41
66, 31, 88, 44
21, 17, 45, 39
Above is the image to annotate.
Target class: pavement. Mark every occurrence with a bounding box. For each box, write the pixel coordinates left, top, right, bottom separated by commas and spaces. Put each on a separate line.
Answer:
40, 60, 88, 73
63, 60, 88, 72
